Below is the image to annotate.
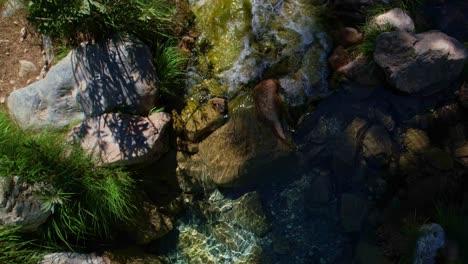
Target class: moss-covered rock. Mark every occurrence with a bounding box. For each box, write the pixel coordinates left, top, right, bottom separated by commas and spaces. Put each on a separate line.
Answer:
190, 0, 330, 95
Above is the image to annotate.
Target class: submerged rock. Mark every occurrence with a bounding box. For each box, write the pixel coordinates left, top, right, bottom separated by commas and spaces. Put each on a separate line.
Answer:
179, 108, 291, 187
184, 98, 227, 142
69, 112, 170, 165
0, 176, 52, 232
374, 31, 467, 95
221, 192, 270, 237
8, 35, 158, 130
127, 202, 174, 245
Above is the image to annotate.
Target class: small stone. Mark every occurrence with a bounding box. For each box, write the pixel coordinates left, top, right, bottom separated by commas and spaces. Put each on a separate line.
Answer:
0, 97, 6, 104
5, 52, 9, 56
339, 27, 363, 47
23, 48, 28, 53
18, 60, 37, 78
26, 79, 32, 84
9, 80, 15, 85
20, 27, 26, 40
13, 21, 18, 25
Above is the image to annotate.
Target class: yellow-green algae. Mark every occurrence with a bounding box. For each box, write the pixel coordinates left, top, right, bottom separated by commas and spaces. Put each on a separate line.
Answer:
193, 0, 253, 74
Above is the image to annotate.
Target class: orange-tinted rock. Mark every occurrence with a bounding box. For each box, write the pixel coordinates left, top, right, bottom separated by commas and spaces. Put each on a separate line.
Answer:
328, 46, 351, 71
253, 79, 286, 142
338, 27, 363, 47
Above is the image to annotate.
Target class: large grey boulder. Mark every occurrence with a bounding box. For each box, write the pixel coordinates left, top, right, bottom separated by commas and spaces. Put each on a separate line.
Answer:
8, 35, 158, 130
0, 176, 52, 232
374, 31, 467, 95
39, 252, 110, 264
370, 8, 415, 32
69, 112, 171, 165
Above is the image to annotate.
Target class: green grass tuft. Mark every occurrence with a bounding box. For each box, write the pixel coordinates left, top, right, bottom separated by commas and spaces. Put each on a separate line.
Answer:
351, 22, 396, 58
0, 225, 42, 264
0, 110, 136, 249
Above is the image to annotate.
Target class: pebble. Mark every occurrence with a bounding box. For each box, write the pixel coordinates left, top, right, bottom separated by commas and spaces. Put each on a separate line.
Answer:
0, 97, 5, 104
26, 79, 32, 84
13, 21, 18, 25
5, 52, 10, 56
9, 80, 15, 85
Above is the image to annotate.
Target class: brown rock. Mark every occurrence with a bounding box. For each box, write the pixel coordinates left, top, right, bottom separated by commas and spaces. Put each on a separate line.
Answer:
184, 98, 227, 142
128, 202, 174, 245
338, 27, 363, 47
253, 79, 286, 142
69, 112, 171, 165
328, 46, 351, 71
337, 55, 384, 86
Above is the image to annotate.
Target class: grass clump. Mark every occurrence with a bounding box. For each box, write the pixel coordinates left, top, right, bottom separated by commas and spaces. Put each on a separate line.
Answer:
0, 110, 136, 249
26, 0, 176, 44
0, 225, 42, 264
351, 22, 396, 58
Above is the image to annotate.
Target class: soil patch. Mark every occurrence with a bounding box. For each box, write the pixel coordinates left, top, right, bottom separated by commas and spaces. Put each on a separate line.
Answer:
0, 9, 44, 101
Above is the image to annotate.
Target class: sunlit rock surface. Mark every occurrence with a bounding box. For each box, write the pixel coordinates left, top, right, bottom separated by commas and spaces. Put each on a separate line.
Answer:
189, 0, 330, 98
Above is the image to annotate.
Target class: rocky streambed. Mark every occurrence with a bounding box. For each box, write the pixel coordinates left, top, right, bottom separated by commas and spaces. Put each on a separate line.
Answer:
1, 0, 468, 263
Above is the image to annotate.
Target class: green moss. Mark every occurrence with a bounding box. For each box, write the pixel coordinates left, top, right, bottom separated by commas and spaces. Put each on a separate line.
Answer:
193, 0, 252, 74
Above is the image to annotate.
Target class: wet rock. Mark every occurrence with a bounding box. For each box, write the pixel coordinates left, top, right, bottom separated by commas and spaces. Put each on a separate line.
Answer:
192, 0, 330, 94
253, 79, 286, 142
338, 27, 363, 47
128, 202, 174, 245
328, 46, 351, 71
370, 8, 415, 32
374, 31, 467, 95
69, 112, 170, 165
278, 77, 307, 107
414, 223, 445, 264
340, 193, 368, 232
334, 118, 393, 169
337, 56, 384, 86
8, 35, 158, 130
176, 224, 262, 264
184, 98, 227, 142
18, 60, 37, 78
404, 129, 431, 154
193, 109, 290, 187
0, 176, 52, 232
221, 192, 270, 237
39, 252, 110, 264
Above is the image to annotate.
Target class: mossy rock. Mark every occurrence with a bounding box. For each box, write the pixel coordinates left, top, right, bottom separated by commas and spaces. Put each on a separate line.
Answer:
193, 0, 252, 74
221, 192, 271, 237
404, 128, 431, 154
